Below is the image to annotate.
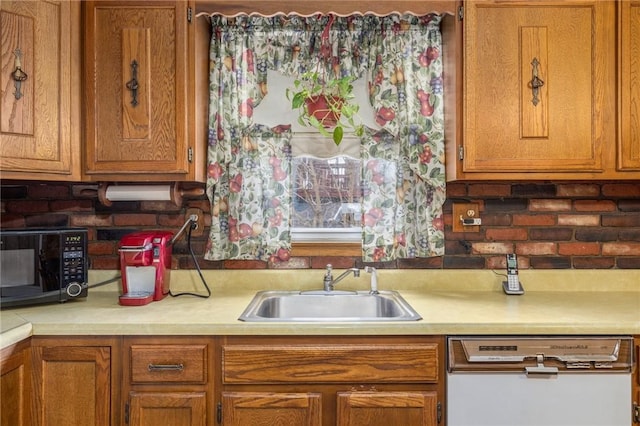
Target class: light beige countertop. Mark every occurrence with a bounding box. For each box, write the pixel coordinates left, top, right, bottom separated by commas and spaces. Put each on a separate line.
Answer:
1, 269, 639, 348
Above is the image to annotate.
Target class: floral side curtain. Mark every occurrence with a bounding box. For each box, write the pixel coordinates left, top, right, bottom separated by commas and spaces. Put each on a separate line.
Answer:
205, 14, 445, 262
361, 15, 446, 261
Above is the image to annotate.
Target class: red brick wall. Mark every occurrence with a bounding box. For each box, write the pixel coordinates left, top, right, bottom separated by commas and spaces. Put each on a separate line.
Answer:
2, 181, 639, 270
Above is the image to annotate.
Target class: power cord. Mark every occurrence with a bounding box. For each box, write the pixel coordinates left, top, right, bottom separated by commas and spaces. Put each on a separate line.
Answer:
491, 269, 508, 280
169, 222, 211, 299
88, 275, 121, 288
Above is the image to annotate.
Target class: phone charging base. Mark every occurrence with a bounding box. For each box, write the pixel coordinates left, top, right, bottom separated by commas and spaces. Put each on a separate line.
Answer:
502, 281, 525, 295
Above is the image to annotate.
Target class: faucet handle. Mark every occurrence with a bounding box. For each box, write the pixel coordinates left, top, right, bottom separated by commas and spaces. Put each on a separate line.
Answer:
325, 264, 333, 276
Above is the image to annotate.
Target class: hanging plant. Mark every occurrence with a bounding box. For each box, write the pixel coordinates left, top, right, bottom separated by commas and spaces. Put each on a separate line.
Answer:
286, 71, 364, 145
285, 14, 363, 146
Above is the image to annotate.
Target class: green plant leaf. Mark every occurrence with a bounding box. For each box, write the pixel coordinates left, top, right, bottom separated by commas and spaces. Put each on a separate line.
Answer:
292, 93, 306, 109
333, 127, 344, 145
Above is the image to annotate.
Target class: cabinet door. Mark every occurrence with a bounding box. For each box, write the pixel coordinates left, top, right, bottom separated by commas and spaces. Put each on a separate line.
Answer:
84, 1, 195, 181
463, 1, 614, 176
129, 392, 206, 426
31, 342, 114, 426
619, 1, 640, 171
222, 392, 322, 426
337, 391, 438, 426
0, 1, 81, 180
0, 341, 32, 426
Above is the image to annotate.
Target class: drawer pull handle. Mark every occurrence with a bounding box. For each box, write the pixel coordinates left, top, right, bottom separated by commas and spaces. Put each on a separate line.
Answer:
148, 363, 184, 372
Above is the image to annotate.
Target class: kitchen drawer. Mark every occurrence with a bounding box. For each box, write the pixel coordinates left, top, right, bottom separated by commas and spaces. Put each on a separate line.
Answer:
222, 343, 439, 384
130, 344, 207, 384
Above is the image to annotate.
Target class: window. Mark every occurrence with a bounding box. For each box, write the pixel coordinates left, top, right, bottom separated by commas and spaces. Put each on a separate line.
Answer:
291, 147, 361, 242
254, 71, 375, 242
205, 12, 447, 262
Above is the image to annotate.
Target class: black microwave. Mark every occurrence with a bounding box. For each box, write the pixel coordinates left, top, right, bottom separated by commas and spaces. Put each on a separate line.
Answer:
0, 228, 88, 309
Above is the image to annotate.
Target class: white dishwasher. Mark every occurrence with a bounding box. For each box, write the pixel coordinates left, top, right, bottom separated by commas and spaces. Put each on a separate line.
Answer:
447, 336, 633, 426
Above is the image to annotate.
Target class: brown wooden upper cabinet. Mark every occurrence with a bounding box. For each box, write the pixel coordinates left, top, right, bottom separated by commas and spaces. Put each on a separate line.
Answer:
449, 0, 639, 180
0, 1, 82, 181
619, 0, 640, 172
83, 1, 207, 182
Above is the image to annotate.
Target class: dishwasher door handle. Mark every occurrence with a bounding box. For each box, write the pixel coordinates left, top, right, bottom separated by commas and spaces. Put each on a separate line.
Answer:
525, 354, 559, 376
525, 365, 559, 376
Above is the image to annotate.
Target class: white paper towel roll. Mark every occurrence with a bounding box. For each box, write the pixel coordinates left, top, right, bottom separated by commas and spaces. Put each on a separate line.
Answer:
104, 185, 173, 201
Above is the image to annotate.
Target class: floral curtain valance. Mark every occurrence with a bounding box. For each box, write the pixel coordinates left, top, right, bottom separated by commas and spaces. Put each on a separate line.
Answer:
205, 13, 445, 262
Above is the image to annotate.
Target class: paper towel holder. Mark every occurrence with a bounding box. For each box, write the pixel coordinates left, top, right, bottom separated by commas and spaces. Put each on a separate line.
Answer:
97, 182, 205, 207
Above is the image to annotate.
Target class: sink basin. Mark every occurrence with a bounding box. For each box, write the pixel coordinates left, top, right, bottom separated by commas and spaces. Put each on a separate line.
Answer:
238, 290, 422, 322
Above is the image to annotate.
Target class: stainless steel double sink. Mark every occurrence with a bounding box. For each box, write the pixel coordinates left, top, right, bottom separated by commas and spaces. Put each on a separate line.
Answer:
238, 290, 422, 322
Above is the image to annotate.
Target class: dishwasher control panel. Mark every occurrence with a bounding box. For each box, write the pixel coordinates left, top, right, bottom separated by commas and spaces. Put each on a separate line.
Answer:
447, 336, 633, 372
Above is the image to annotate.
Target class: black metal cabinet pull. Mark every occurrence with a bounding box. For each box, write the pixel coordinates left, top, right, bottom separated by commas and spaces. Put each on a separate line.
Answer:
529, 57, 545, 106
147, 363, 184, 372
125, 60, 139, 107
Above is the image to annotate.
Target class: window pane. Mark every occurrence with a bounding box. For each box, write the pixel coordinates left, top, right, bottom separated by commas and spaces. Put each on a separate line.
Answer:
292, 155, 361, 229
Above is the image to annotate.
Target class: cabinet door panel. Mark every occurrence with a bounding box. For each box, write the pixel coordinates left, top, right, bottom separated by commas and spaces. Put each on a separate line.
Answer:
619, 1, 640, 170
0, 1, 81, 180
129, 392, 206, 426
32, 345, 112, 426
337, 391, 438, 426
222, 392, 321, 426
464, 1, 612, 173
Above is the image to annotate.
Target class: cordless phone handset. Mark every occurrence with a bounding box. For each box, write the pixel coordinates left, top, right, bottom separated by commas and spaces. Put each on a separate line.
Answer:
503, 254, 524, 295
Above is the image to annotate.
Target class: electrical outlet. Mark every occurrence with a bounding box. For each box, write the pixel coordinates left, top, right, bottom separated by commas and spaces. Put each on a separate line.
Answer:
452, 203, 480, 233
185, 208, 205, 237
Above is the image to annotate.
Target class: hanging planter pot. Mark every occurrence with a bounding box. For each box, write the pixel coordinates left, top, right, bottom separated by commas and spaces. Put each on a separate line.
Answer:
305, 95, 344, 128
286, 71, 364, 146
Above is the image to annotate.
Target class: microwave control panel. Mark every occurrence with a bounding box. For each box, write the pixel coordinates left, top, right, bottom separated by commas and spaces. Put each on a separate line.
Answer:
61, 231, 87, 288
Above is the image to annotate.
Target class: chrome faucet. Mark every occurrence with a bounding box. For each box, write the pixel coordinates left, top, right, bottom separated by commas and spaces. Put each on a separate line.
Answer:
323, 264, 360, 292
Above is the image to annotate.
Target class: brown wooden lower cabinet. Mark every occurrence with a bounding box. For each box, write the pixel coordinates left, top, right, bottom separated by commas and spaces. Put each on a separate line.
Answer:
123, 336, 214, 426
30, 336, 120, 426
218, 336, 445, 426
219, 388, 439, 426
10, 334, 640, 425
0, 339, 32, 426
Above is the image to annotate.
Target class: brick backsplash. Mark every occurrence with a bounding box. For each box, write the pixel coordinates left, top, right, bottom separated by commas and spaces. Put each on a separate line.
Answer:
1, 180, 639, 270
